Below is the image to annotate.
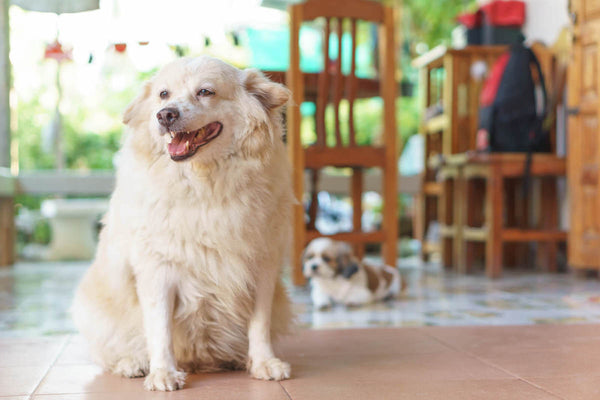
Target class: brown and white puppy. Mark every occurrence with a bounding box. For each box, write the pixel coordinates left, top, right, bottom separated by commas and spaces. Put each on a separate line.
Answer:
72, 56, 294, 391
302, 238, 402, 309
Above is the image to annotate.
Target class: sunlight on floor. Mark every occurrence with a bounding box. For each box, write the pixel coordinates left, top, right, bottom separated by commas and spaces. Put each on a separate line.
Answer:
3, 259, 600, 338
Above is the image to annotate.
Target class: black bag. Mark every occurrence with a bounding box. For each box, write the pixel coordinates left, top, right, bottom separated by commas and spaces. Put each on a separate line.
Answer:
477, 42, 550, 154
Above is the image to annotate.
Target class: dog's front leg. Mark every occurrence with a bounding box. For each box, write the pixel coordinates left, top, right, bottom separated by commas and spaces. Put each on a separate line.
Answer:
137, 267, 186, 391
247, 273, 291, 381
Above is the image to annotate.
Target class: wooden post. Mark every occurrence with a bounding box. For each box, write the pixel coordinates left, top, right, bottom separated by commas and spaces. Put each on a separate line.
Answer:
0, 0, 13, 267
380, 5, 398, 268
0, 0, 9, 169
287, 4, 306, 285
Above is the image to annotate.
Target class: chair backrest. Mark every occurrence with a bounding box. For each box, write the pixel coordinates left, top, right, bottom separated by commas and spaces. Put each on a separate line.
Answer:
530, 42, 558, 153
287, 0, 397, 150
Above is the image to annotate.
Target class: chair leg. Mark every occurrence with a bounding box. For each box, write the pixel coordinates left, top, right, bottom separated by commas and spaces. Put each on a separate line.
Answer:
504, 179, 518, 267
538, 177, 559, 272
352, 167, 364, 259
0, 197, 15, 266
415, 192, 427, 261
382, 163, 398, 268
485, 165, 503, 278
453, 170, 465, 272
439, 176, 453, 269
306, 169, 320, 231
464, 176, 484, 273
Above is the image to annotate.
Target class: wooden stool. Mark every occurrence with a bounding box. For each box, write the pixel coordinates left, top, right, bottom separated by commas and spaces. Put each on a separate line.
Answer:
459, 152, 566, 278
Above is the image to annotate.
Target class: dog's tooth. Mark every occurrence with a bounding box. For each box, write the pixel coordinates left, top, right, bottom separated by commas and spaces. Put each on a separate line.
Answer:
185, 140, 190, 151
170, 132, 174, 139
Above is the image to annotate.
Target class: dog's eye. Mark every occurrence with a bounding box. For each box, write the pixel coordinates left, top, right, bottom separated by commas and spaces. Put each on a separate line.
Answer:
322, 255, 331, 263
197, 88, 215, 97
159, 90, 169, 99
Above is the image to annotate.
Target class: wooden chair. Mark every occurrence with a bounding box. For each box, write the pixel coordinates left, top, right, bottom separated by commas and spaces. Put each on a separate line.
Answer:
287, 0, 398, 285
437, 43, 567, 278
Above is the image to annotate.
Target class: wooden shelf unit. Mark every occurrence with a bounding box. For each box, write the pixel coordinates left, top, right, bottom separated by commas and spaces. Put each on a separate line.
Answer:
413, 46, 507, 261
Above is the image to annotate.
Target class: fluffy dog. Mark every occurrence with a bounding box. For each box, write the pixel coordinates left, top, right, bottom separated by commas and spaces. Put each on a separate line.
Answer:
72, 56, 294, 391
303, 238, 402, 309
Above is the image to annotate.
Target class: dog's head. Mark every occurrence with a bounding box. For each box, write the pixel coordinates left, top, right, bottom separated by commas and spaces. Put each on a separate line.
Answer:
123, 56, 290, 165
302, 238, 360, 279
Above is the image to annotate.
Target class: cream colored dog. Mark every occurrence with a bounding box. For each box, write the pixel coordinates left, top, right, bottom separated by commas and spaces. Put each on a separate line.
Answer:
303, 238, 402, 309
72, 56, 294, 391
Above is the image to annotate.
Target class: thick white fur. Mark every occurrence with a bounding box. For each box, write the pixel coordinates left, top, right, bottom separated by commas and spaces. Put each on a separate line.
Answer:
303, 238, 402, 309
72, 56, 294, 391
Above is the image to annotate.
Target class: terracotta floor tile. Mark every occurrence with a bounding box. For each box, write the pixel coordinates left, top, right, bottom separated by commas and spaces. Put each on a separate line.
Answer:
276, 327, 453, 358
35, 365, 288, 399
526, 375, 600, 400
426, 324, 600, 356
285, 350, 510, 382
281, 378, 560, 400
477, 347, 600, 379
0, 336, 68, 367
0, 366, 49, 396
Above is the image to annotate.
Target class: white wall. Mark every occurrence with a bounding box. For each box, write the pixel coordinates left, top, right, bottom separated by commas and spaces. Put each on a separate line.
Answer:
476, 0, 570, 45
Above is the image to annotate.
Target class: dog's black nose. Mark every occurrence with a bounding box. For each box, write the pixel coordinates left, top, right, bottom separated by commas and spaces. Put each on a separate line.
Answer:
311, 264, 318, 272
156, 107, 180, 127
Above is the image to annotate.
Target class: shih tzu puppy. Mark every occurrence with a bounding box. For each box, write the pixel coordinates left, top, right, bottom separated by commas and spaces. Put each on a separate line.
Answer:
302, 238, 403, 309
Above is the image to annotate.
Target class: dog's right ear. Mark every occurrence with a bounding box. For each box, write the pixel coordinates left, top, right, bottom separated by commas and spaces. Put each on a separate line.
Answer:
243, 69, 290, 111
123, 81, 152, 126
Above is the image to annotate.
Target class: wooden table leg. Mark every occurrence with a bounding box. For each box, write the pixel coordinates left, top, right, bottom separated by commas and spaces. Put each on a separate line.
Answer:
0, 197, 15, 266
538, 177, 558, 272
352, 167, 365, 259
439, 174, 453, 269
454, 168, 466, 273
486, 165, 503, 278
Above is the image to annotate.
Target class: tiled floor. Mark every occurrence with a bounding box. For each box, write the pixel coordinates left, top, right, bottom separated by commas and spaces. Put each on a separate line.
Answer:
3, 260, 600, 398
3, 325, 600, 399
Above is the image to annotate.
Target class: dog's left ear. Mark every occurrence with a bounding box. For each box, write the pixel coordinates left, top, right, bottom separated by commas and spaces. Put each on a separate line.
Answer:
243, 69, 290, 111
341, 262, 359, 279
336, 252, 360, 279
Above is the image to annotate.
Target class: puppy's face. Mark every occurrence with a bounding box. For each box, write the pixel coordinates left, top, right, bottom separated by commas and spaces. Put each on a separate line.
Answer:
303, 238, 356, 279
123, 56, 289, 164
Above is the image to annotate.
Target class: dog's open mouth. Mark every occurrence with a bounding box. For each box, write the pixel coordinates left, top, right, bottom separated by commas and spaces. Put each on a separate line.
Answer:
167, 121, 223, 161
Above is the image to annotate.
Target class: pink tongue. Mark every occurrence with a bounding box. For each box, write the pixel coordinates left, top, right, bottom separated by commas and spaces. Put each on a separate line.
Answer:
168, 131, 196, 156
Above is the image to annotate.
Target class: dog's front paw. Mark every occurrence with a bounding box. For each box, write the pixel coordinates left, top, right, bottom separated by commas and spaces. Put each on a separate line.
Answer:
112, 356, 149, 378
250, 358, 291, 381
143, 368, 186, 391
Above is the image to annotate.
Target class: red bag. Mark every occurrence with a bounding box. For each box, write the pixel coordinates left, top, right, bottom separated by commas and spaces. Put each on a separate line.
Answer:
457, 10, 483, 29
481, 1, 525, 27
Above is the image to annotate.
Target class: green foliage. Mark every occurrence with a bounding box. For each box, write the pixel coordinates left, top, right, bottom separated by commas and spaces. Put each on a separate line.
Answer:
399, 0, 477, 52
15, 94, 55, 170
62, 110, 122, 170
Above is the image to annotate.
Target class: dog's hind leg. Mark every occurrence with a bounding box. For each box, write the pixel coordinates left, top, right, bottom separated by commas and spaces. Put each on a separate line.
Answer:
72, 258, 149, 379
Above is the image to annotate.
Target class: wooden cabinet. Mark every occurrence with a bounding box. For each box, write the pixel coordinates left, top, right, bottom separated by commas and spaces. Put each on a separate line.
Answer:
568, 0, 600, 268
413, 46, 506, 260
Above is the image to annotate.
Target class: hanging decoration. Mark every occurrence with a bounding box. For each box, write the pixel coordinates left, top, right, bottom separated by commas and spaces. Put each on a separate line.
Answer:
44, 40, 72, 62
114, 43, 127, 53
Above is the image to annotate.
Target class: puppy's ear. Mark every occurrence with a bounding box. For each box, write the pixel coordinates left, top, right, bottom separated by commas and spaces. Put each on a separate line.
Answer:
243, 69, 290, 111
123, 81, 152, 126
341, 263, 359, 279
335, 241, 359, 278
